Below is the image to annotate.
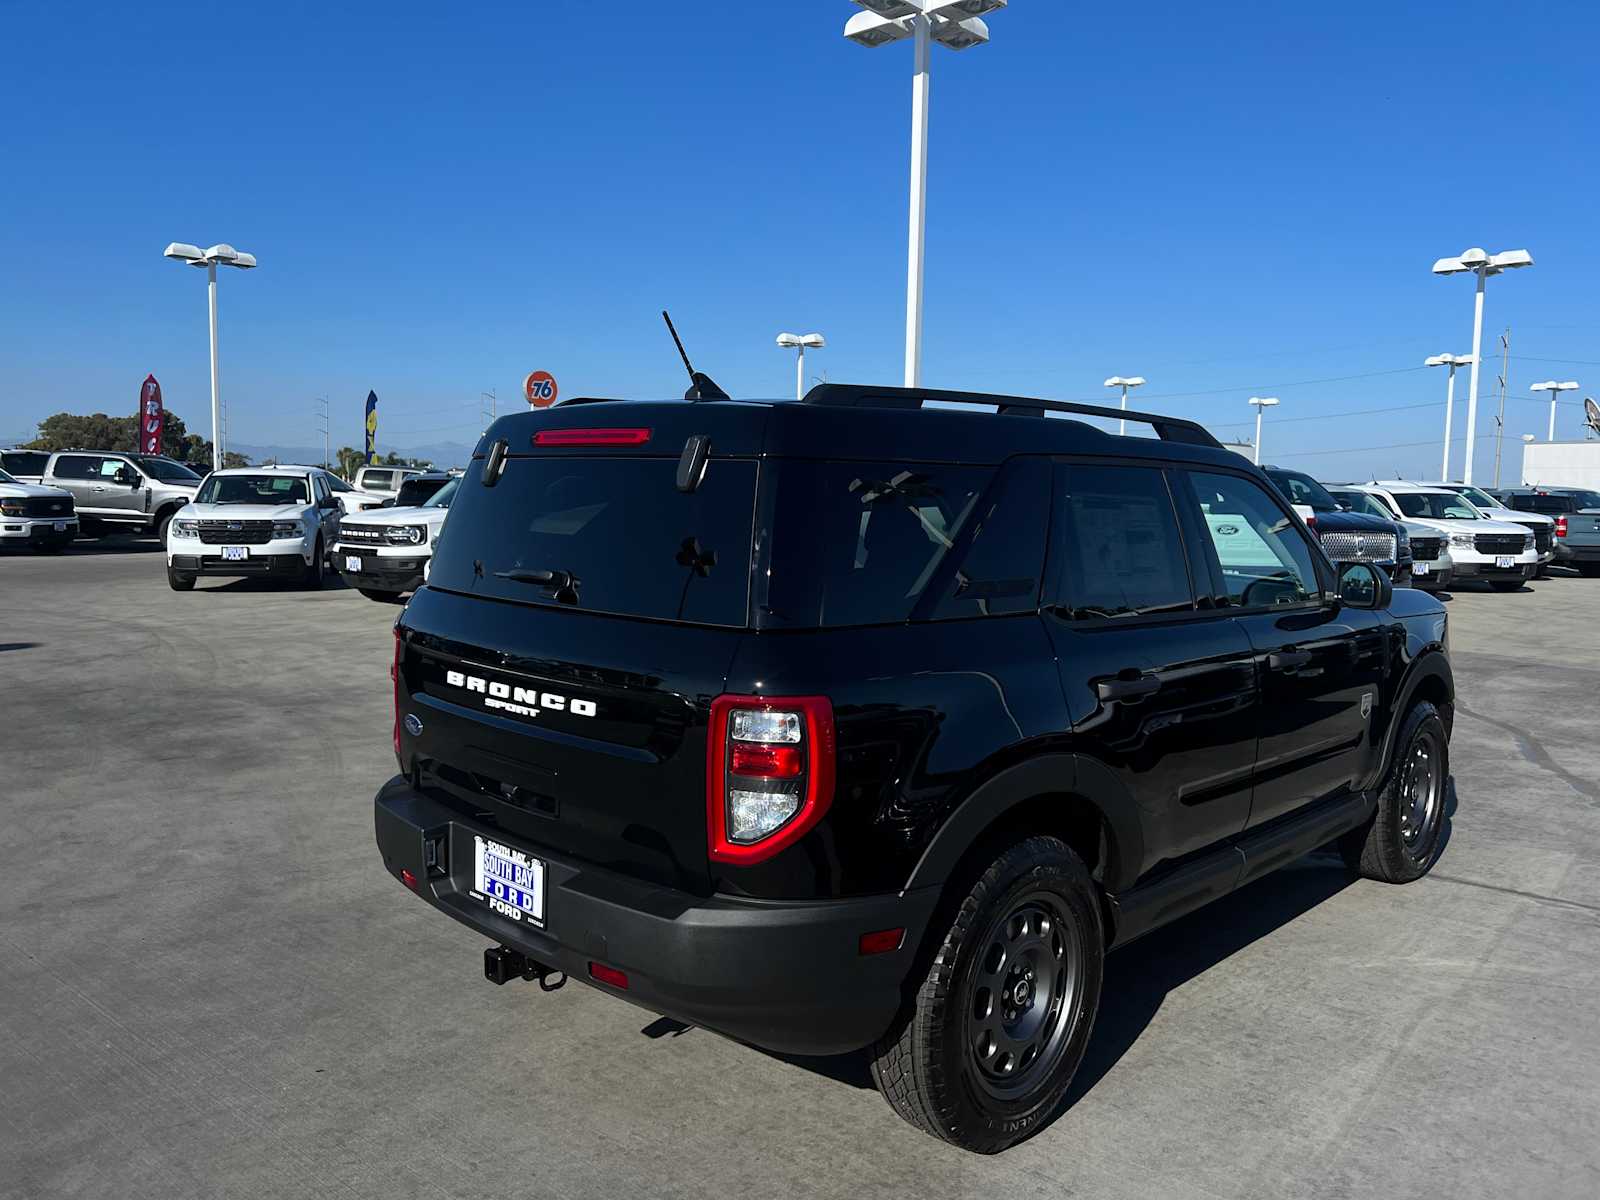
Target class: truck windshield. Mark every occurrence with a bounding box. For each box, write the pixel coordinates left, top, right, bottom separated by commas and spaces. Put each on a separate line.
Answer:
422, 479, 458, 508
1395, 492, 1479, 520
1265, 468, 1338, 512
197, 475, 310, 505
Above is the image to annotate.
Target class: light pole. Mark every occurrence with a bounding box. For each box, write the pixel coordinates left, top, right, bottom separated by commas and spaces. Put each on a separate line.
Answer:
1248, 396, 1279, 465
1530, 380, 1578, 441
776, 333, 826, 401
1424, 353, 1472, 480
1431, 246, 1532, 485
843, 1, 1007, 388
164, 242, 258, 472
1103, 376, 1146, 436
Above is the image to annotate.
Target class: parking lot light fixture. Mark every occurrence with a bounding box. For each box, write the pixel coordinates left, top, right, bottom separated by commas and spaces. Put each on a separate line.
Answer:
776, 333, 826, 401
843, 1, 1006, 387
1425, 353, 1474, 480
164, 240, 259, 472
1248, 396, 1279, 465
1530, 380, 1579, 441
1103, 376, 1147, 436
1431, 246, 1533, 485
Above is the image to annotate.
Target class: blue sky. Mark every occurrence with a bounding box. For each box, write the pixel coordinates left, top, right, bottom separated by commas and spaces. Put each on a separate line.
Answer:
2, 0, 1597, 481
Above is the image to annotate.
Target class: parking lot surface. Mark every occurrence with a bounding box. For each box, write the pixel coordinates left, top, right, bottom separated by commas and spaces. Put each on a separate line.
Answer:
4, 545, 1598, 1199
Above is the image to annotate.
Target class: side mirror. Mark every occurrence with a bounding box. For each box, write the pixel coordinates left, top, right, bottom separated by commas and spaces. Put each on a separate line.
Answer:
115, 468, 139, 487
1337, 561, 1392, 610
379, 498, 394, 507
320, 495, 339, 510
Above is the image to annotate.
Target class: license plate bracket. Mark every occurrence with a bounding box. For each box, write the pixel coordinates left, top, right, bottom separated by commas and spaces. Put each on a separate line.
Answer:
473, 835, 545, 926
1412, 562, 1429, 575
344, 555, 362, 572
1495, 555, 1514, 569
222, 545, 248, 561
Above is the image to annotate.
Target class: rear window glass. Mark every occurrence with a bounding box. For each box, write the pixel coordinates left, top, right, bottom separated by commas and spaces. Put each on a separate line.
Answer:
1512, 494, 1572, 513
430, 455, 756, 626
764, 459, 1047, 627
395, 477, 449, 507
361, 470, 395, 490
1, 451, 49, 475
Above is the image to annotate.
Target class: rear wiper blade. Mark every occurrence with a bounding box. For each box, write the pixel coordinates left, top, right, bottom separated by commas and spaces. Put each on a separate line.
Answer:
494, 568, 575, 587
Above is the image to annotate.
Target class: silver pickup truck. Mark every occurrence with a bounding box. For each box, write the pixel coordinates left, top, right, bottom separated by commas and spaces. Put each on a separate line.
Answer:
39, 451, 202, 540
1495, 487, 1600, 576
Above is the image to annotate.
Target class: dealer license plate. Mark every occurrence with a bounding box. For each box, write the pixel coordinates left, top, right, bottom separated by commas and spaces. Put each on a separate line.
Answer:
1412, 562, 1429, 576
344, 555, 362, 572
53, 522, 67, 532
1495, 555, 1514, 569
222, 546, 248, 561
473, 835, 545, 926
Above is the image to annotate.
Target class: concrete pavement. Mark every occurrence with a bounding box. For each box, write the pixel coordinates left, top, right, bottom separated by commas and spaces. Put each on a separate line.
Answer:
2, 544, 1597, 1198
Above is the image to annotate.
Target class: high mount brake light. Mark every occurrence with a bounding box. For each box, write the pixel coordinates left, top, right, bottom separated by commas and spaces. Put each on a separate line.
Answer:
707, 695, 835, 865
533, 428, 652, 447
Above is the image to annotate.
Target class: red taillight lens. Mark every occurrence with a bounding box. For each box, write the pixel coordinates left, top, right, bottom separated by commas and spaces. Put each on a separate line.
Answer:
730, 742, 804, 778
1555, 515, 1568, 538
533, 427, 652, 447
588, 962, 629, 990
706, 695, 835, 866
392, 627, 403, 764
400, 868, 419, 891
1305, 513, 1317, 527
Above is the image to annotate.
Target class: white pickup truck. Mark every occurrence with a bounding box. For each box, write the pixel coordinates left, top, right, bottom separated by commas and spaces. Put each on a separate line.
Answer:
0, 467, 78, 552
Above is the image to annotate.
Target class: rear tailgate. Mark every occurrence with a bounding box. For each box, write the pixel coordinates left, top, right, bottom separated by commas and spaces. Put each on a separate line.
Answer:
394, 405, 765, 894
1568, 510, 1600, 546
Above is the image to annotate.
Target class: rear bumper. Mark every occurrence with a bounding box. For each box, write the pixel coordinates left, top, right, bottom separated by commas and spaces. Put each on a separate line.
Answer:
374, 776, 938, 1055
169, 552, 306, 576
335, 551, 425, 593
1554, 543, 1600, 562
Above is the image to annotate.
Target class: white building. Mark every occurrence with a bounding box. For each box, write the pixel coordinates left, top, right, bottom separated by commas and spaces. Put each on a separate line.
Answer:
1521, 439, 1600, 489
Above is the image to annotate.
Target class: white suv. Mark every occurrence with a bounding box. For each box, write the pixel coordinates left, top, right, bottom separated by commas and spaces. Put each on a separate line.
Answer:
1341, 482, 1537, 591
0, 467, 78, 552
1385, 480, 1556, 577
351, 466, 425, 507
166, 466, 343, 591
332, 476, 456, 602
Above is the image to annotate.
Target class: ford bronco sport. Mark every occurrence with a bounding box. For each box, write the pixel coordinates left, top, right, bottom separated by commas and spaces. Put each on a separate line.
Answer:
374, 385, 1454, 1153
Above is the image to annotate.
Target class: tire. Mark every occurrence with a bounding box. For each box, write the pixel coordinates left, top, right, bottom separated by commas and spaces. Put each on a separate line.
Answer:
1488, 580, 1523, 592
167, 564, 196, 591
1340, 700, 1448, 883
869, 835, 1104, 1154
153, 509, 176, 544
301, 537, 325, 588
358, 587, 406, 604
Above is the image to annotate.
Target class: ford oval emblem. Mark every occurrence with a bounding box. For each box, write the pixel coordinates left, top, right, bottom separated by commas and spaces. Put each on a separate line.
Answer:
1217, 524, 1240, 535
403, 714, 424, 737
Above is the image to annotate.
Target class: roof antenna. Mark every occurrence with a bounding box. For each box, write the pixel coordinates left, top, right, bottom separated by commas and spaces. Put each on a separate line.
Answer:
662, 310, 729, 401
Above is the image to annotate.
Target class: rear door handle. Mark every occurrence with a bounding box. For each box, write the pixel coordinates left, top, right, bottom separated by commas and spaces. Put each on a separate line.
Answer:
1095, 672, 1162, 703
1268, 649, 1313, 672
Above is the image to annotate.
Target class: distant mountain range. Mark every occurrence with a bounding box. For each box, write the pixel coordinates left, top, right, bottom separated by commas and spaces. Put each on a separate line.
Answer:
230, 439, 477, 469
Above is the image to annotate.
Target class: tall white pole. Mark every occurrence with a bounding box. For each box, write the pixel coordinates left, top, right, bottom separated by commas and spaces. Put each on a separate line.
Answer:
903, 15, 931, 389
1441, 364, 1457, 481
1118, 384, 1129, 437
1548, 396, 1558, 441
1253, 406, 1265, 465
1463, 269, 1486, 484
207, 262, 222, 472
796, 344, 805, 402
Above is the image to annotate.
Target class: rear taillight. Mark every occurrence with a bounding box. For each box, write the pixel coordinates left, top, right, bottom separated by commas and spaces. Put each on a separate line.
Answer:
706, 694, 835, 865
533, 427, 652, 447
1555, 515, 1568, 538
1305, 514, 1317, 527
392, 626, 403, 766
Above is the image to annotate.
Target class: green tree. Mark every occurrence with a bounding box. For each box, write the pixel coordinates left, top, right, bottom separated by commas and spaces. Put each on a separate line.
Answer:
28, 410, 199, 460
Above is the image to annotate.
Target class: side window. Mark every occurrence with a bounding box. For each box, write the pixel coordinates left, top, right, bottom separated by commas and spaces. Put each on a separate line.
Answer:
1052, 465, 1195, 620
54, 455, 98, 479
1181, 471, 1322, 608
98, 458, 126, 478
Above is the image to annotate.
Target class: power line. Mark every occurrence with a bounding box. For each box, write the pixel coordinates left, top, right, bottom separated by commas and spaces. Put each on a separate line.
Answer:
1510, 355, 1600, 366
1271, 401, 1437, 425
1141, 365, 1428, 401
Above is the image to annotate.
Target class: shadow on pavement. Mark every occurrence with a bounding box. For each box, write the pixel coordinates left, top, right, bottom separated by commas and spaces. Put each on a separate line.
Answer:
734, 783, 1459, 1114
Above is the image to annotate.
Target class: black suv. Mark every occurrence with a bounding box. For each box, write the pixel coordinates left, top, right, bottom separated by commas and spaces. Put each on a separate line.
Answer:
374, 385, 1454, 1153
1264, 466, 1413, 584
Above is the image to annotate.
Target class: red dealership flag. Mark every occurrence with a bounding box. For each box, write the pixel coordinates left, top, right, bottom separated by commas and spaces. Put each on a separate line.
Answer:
139, 374, 164, 454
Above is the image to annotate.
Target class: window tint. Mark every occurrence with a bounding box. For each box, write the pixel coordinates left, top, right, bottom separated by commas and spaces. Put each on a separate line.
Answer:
1182, 471, 1321, 608
1052, 465, 1194, 620
1265, 468, 1338, 512
765, 460, 1042, 627
53, 455, 101, 479
98, 458, 129, 478
429, 455, 755, 627
394, 477, 449, 507
1, 451, 49, 475
1331, 490, 1391, 520
133, 456, 200, 482
197, 474, 310, 505
1570, 490, 1600, 510
1513, 493, 1573, 513
362, 469, 395, 490
326, 474, 352, 493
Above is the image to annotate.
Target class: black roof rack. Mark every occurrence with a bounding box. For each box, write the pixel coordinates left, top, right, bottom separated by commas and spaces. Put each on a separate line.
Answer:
800, 383, 1223, 449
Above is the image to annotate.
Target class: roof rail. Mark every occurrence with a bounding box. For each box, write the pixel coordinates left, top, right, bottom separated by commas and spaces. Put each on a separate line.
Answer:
800, 383, 1223, 450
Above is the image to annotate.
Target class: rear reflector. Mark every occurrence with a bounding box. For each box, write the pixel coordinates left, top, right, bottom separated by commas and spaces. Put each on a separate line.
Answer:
534, 427, 652, 447
588, 961, 629, 990
730, 742, 803, 778
400, 868, 419, 890
858, 928, 905, 956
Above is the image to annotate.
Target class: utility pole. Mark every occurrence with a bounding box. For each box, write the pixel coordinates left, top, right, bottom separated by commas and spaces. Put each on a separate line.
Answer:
314, 396, 330, 469
1492, 327, 1510, 488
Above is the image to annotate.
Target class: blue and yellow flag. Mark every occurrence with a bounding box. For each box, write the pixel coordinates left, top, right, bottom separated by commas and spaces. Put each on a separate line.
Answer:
364, 391, 379, 465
